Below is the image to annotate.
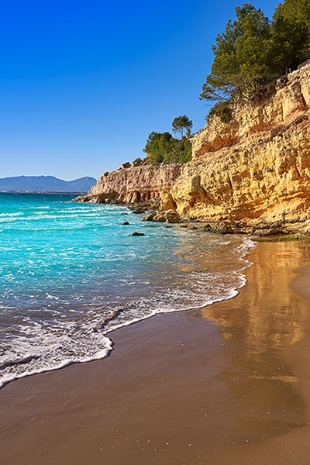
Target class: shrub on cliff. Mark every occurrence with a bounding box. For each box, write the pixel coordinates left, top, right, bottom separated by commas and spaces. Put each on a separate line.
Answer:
144, 115, 193, 164
143, 131, 192, 165
207, 102, 233, 123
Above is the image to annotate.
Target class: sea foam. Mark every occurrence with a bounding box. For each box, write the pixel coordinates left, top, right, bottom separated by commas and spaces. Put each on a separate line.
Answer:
0, 193, 253, 388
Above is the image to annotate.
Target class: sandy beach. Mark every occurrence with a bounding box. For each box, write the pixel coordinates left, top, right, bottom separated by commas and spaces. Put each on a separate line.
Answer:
1, 240, 310, 465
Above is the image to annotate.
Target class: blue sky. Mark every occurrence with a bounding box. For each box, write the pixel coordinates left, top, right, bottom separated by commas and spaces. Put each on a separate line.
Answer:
1, 0, 280, 180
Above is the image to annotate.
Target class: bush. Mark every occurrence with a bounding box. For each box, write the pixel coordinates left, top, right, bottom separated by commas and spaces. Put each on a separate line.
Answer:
144, 131, 192, 165
207, 102, 233, 123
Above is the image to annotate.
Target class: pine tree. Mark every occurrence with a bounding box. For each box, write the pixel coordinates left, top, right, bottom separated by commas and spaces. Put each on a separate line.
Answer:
200, 4, 273, 103
271, 0, 310, 72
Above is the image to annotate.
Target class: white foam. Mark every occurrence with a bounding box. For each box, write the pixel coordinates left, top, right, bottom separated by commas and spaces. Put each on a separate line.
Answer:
0, 196, 254, 389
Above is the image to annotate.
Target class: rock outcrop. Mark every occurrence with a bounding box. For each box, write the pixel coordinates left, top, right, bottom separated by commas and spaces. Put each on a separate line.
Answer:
168, 63, 310, 233
78, 163, 181, 205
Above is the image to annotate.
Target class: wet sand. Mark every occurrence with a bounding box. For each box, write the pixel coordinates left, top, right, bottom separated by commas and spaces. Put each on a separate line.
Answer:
1, 241, 310, 465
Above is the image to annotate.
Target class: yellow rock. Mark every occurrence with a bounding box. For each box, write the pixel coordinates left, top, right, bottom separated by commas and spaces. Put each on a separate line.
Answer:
171, 63, 310, 232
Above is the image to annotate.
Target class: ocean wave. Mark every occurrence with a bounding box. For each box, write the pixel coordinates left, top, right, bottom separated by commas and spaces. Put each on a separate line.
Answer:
0, 317, 113, 389
0, 194, 253, 388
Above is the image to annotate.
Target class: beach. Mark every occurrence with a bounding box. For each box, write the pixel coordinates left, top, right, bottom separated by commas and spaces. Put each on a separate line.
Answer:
1, 240, 310, 465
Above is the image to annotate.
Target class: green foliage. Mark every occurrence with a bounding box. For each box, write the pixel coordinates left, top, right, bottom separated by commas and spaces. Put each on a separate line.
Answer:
207, 102, 233, 123
200, 1, 310, 105
144, 132, 172, 164
201, 4, 273, 103
143, 115, 193, 165
172, 115, 193, 138
143, 131, 192, 165
271, 0, 310, 72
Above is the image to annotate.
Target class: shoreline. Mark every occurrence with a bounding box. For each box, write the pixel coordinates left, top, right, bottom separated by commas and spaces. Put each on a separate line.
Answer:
1, 241, 310, 464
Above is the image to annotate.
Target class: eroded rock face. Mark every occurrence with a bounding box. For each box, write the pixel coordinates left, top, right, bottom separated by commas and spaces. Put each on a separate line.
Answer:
171, 63, 310, 233
82, 164, 182, 205
78, 64, 310, 234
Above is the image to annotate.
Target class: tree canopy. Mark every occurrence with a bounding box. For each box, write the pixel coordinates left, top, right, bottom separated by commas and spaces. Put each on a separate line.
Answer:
143, 115, 193, 165
172, 115, 193, 138
200, 0, 310, 104
143, 131, 192, 165
271, 0, 310, 72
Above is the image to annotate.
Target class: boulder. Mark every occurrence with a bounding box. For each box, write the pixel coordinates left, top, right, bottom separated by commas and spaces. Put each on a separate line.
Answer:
142, 211, 157, 221
132, 206, 148, 214
165, 210, 180, 223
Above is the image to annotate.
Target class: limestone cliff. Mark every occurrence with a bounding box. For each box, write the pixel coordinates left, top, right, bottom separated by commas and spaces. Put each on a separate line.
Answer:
167, 62, 310, 233
79, 163, 181, 205
80, 62, 309, 234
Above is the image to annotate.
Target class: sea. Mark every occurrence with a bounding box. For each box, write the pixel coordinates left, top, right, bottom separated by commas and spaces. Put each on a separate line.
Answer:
0, 192, 254, 388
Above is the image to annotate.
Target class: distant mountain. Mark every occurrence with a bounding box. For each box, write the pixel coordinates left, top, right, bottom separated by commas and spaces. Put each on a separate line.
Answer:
0, 176, 97, 193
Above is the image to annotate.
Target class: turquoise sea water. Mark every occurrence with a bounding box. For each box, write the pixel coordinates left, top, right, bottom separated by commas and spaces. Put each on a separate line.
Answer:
0, 193, 253, 387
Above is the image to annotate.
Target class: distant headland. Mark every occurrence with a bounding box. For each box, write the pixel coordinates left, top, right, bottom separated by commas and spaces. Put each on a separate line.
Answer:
0, 176, 96, 194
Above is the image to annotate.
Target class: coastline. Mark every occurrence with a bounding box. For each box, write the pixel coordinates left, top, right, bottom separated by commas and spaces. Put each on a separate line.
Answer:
1, 241, 310, 464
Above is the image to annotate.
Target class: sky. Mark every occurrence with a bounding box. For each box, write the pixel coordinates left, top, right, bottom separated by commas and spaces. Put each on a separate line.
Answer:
0, 0, 280, 181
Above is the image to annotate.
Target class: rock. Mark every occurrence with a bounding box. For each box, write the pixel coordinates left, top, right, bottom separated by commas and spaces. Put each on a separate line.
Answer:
76, 64, 310, 235
152, 212, 166, 222
84, 164, 181, 206
122, 162, 131, 169
170, 64, 310, 233
253, 228, 280, 237
142, 211, 157, 221
122, 221, 130, 225
74, 195, 92, 202
132, 232, 145, 236
161, 193, 177, 211
132, 157, 145, 166
142, 210, 180, 223
210, 222, 234, 234
165, 210, 180, 223
132, 206, 148, 214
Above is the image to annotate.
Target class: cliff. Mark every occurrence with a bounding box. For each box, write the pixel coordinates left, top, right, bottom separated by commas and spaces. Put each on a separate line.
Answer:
80, 62, 310, 234
78, 163, 181, 205
167, 62, 310, 233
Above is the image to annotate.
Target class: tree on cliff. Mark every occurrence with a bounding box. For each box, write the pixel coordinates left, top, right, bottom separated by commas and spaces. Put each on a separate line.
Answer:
200, 4, 273, 103
172, 115, 193, 139
270, 0, 310, 73
200, 0, 310, 105
144, 132, 172, 164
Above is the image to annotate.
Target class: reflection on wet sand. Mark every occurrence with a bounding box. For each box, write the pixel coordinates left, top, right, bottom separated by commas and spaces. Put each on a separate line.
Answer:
1, 241, 310, 465
201, 241, 310, 440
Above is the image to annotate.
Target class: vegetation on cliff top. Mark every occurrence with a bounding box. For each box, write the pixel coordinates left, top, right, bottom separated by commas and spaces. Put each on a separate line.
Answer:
200, 0, 310, 105
144, 115, 193, 165
141, 0, 310, 163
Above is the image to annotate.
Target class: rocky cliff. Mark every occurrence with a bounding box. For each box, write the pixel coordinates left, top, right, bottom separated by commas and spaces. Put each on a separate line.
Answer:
166, 62, 310, 233
78, 163, 181, 205
80, 62, 309, 234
